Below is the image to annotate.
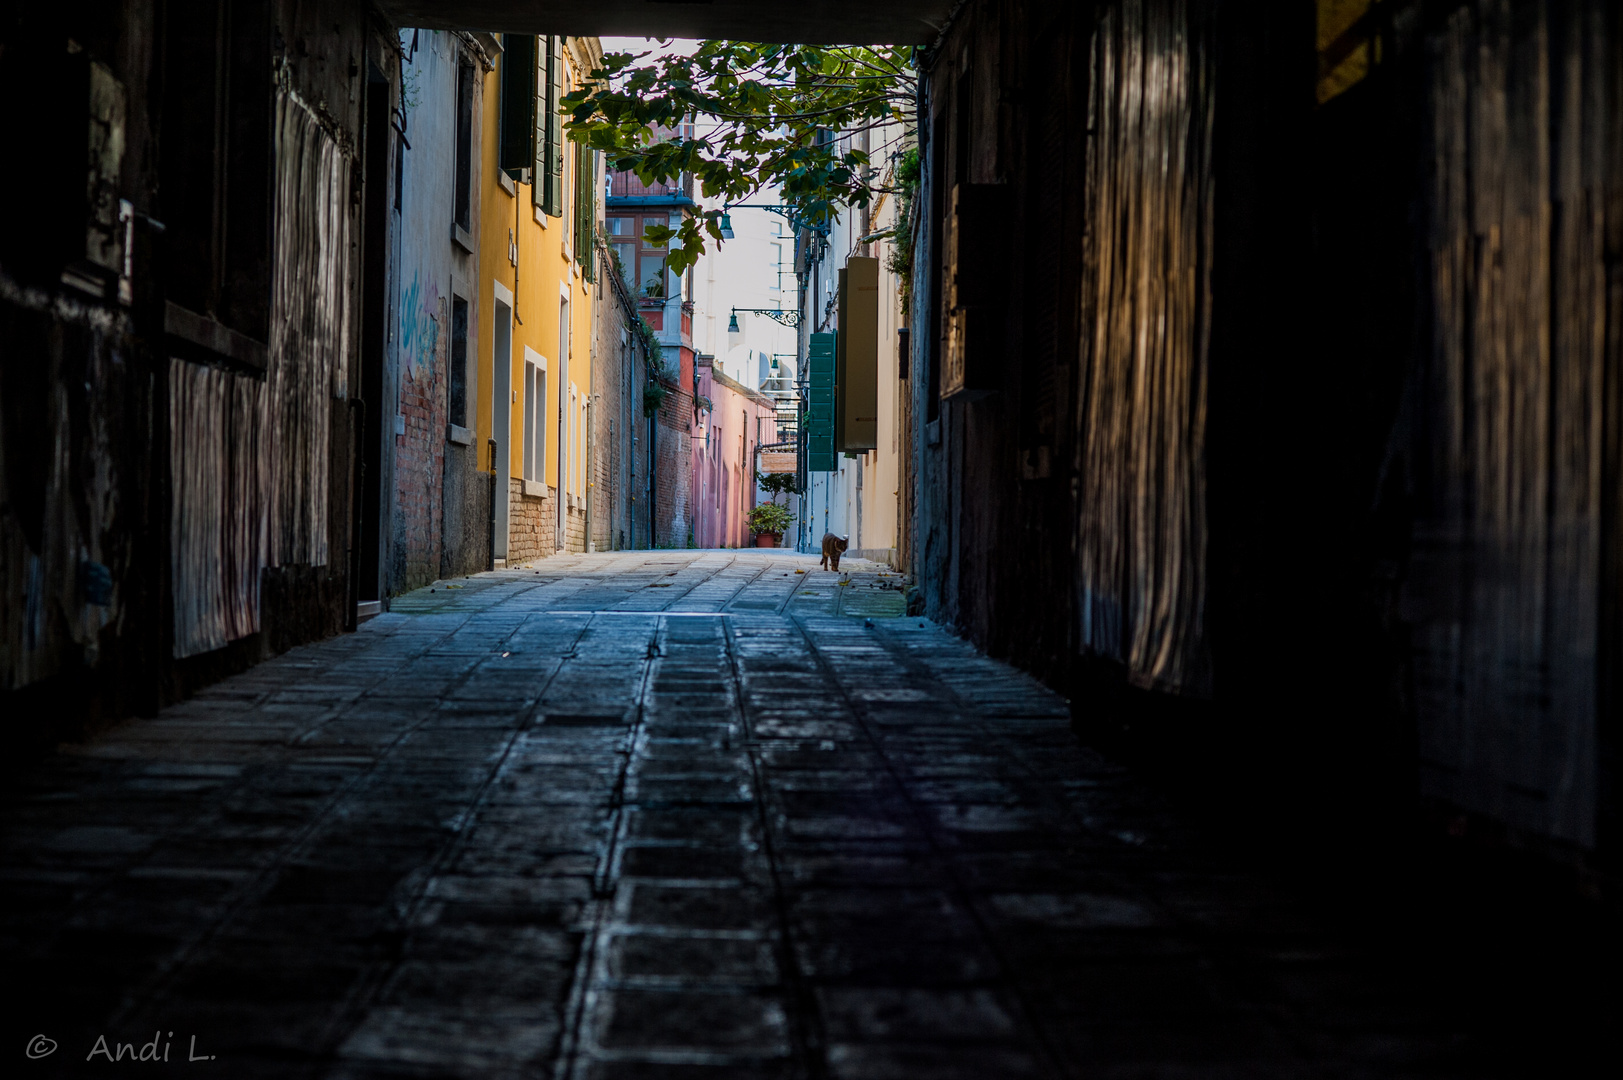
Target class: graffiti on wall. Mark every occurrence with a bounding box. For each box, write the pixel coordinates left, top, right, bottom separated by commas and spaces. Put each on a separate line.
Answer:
400, 269, 442, 380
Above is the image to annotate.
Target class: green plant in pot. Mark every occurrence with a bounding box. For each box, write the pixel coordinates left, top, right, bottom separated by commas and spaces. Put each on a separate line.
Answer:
747, 502, 795, 547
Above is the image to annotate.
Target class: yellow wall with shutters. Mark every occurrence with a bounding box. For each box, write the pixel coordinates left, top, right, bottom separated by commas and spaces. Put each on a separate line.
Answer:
476, 35, 599, 501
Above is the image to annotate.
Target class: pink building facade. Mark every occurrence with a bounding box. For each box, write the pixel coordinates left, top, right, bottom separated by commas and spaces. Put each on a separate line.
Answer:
690, 356, 778, 549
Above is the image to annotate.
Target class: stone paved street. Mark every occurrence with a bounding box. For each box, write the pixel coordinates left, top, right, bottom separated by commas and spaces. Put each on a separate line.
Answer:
0, 552, 1566, 1078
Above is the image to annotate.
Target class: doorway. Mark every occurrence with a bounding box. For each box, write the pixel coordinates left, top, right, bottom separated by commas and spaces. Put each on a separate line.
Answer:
492, 292, 513, 561
556, 294, 570, 550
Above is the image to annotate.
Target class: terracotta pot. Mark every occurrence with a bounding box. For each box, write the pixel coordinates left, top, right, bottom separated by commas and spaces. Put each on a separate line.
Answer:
755, 533, 779, 548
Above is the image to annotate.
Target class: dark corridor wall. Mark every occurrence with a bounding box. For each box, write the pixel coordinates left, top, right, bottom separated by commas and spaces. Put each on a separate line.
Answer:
0, 3, 399, 753
912, 0, 1620, 861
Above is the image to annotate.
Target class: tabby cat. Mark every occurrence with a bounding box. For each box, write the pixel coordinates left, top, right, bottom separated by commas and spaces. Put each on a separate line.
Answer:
820, 533, 849, 572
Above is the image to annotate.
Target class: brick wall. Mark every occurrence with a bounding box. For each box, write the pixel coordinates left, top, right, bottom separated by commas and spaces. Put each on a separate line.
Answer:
564, 504, 586, 553
507, 479, 557, 564
392, 340, 446, 591
653, 378, 692, 548
591, 244, 656, 551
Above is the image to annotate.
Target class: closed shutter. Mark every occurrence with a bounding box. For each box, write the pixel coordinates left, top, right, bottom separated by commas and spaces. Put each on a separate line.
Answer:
538, 36, 564, 217
806, 333, 836, 471
576, 148, 596, 281
542, 36, 555, 209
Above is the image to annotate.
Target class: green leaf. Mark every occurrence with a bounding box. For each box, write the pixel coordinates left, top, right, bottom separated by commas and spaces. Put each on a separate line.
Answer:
567, 40, 916, 270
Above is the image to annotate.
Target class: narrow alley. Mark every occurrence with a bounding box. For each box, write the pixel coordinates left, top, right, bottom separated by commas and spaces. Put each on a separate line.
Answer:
3, 553, 1601, 1078
4, 2, 1619, 1076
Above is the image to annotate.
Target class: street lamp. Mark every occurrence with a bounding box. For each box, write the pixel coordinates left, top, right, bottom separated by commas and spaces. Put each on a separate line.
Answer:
719, 203, 829, 237
730, 307, 802, 329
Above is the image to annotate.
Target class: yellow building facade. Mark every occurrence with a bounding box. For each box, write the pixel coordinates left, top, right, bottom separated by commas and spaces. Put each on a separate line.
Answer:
477, 34, 601, 562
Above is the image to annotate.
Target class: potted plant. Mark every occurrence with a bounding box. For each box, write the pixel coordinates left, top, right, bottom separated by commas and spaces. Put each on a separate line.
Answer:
747, 502, 794, 547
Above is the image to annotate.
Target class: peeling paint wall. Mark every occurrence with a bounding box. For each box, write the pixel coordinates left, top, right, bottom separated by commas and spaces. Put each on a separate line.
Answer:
0, 288, 142, 692
392, 29, 490, 590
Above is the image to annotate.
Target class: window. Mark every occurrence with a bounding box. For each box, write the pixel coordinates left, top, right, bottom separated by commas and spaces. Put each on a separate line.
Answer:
639, 215, 668, 297
159, 0, 273, 338
498, 35, 537, 180
523, 352, 547, 481
769, 244, 782, 290
449, 295, 469, 426
639, 256, 666, 298
613, 243, 636, 290
607, 217, 634, 288
454, 61, 473, 230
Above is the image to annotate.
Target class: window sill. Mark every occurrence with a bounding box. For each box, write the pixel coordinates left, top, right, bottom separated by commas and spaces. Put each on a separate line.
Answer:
523, 479, 548, 499
451, 223, 474, 254
535, 204, 548, 227
498, 171, 515, 197
447, 423, 473, 446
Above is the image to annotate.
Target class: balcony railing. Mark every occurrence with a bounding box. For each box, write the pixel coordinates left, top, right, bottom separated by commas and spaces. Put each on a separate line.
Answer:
608, 171, 694, 202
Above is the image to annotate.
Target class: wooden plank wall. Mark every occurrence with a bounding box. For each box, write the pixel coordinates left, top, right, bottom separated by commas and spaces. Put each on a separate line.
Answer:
265, 87, 353, 570
168, 360, 263, 658
1074, 0, 1215, 695
169, 87, 355, 659
1410, 0, 1618, 847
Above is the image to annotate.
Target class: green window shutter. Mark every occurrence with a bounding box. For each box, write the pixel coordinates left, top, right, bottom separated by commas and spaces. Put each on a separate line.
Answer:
834, 267, 848, 451
539, 36, 564, 218
806, 333, 836, 472
542, 36, 555, 206
577, 148, 597, 282
498, 35, 537, 179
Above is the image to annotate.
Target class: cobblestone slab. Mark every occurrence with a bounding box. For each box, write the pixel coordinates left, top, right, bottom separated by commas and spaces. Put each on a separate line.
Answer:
1, 552, 1489, 1078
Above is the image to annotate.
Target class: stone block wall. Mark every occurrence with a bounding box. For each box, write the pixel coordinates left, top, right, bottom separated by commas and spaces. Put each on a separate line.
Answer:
565, 503, 586, 553
507, 479, 557, 564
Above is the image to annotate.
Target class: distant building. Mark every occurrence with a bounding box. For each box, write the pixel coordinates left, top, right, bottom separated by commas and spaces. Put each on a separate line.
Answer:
606, 129, 699, 546
796, 124, 910, 569
589, 238, 658, 551
689, 357, 778, 549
